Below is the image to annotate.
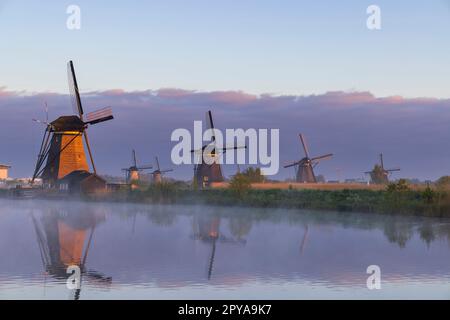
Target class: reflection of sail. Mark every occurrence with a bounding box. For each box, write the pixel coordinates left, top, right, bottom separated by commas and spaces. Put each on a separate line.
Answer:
32, 207, 111, 299
300, 225, 309, 255
192, 215, 246, 280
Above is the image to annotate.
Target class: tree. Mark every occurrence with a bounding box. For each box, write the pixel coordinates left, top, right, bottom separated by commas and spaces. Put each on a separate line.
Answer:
241, 167, 265, 183
436, 176, 450, 190
229, 173, 252, 198
387, 179, 410, 193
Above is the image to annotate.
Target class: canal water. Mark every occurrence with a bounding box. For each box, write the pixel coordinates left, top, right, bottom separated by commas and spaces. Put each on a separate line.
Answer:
0, 199, 448, 299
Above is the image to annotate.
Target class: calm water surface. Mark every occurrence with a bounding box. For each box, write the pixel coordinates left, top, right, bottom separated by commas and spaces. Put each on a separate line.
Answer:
0, 199, 449, 300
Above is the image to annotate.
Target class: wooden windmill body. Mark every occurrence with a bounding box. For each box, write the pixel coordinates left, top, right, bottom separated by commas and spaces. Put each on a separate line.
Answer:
32, 61, 113, 191
41, 116, 89, 184
192, 111, 246, 188
284, 134, 333, 183
365, 153, 400, 184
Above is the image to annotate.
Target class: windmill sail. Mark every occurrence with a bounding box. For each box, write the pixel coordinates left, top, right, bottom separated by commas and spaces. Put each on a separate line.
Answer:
299, 134, 310, 158
67, 61, 84, 118
86, 107, 114, 125
206, 110, 216, 142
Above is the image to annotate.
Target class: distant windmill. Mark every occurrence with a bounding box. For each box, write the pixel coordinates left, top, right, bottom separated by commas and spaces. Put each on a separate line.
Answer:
365, 153, 400, 184
31, 61, 114, 186
151, 156, 173, 184
284, 134, 333, 183
191, 110, 246, 188
122, 150, 153, 184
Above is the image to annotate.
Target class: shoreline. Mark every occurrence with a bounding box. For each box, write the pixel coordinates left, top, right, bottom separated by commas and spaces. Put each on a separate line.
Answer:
1, 184, 449, 218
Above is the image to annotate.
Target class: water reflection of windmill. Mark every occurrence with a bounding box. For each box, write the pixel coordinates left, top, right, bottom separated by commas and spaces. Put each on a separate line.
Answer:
31, 208, 111, 300
151, 156, 173, 184
191, 111, 246, 188
365, 153, 400, 184
284, 134, 333, 183
192, 215, 246, 280
300, 225, 309, 255
31, 61, 113, 193
122, 150, 153, 186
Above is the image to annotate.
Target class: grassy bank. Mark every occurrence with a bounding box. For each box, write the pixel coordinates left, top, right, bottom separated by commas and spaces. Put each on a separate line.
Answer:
107, 181, 450, 218
2, 179, 448, 218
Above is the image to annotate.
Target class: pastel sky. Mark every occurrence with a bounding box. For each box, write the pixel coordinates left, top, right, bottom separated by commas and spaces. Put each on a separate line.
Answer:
0, 1, 450, 181
0, 1, 450, 97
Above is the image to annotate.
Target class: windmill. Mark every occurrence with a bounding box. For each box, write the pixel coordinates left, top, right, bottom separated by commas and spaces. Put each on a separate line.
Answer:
365, 153, 400, 184
192, 110, 246, 188
151, 156, 173, 184
284, 134, 333, 183
122, 150, 153, 184
31, 61, 113, 187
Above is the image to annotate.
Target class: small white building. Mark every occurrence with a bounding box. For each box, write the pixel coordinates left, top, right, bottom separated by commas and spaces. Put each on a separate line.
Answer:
0, 164, 11, 180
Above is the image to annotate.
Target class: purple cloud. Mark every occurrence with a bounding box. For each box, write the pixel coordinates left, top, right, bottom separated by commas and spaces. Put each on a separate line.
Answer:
1, 87, 450, 181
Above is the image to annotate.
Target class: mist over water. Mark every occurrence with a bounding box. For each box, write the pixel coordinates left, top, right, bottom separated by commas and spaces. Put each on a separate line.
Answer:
0, 199, 449, 300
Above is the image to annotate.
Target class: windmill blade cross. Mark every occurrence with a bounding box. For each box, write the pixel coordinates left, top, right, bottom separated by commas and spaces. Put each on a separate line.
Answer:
132, 150, 137, 167
137, 165, 153, 170
155, 156, 161, 171
311, 153, 333, 162
299, 134, 310, 158
206, 110, 216, 142
85, 107, 114, 125
284, 159, 304, 169
83, 130, 97, 174
380, 153, 385, 170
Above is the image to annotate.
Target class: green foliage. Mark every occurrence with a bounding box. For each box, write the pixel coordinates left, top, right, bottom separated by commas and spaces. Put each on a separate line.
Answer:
192, 175, 199, 190
386, 179, 410, 193
229, 173, 252, 199
436, 176, 450, 190
421, 185, 436, 204
101, 177, 450, 218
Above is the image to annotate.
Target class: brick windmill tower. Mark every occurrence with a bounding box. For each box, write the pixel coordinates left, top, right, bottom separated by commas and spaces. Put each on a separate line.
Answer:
192, 111, 246, 188
31, 61, 113, 190
284, 134, 333, 183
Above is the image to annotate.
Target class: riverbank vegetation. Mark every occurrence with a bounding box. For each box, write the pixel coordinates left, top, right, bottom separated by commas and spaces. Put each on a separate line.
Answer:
102, 175, 450, 218
2, 173, 449, 218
